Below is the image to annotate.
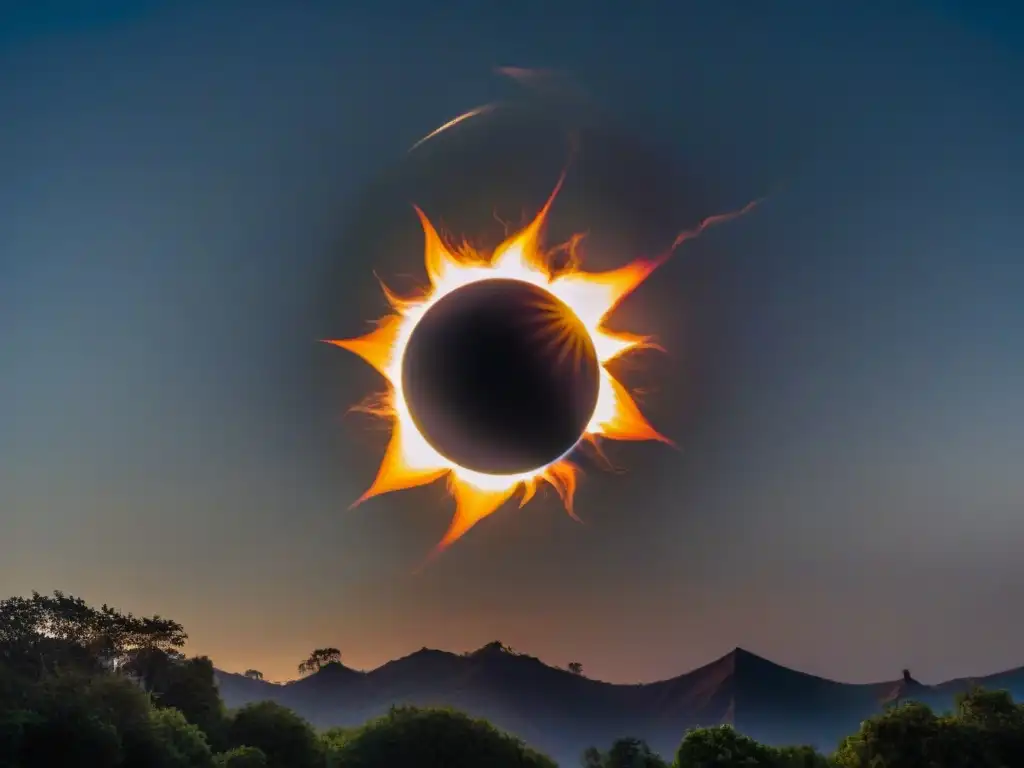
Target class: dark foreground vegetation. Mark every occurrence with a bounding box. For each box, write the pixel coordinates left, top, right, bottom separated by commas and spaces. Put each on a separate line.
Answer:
2, 591, 1024, 767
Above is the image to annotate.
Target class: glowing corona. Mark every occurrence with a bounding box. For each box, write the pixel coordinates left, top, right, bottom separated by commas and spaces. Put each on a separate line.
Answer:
326, 177, 672, 555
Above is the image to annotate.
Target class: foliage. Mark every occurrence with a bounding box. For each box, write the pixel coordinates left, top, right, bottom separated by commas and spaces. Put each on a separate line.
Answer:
583, 736, 669, 767
0, 590, 185, 680
9, 677, 123, 768
243, 670, 264, 681
147, 707, 215, 768
568, 661, 584, 676
5, 588, 1024, 768
327, 705, 558, 768
1, 670, 217, 768
213, 745, 268, 767
675, 725, 778, 767
773, 744, 833, 767
225, 701, 324, 768
320, 725, 359, 757
834, 687, 1024, 767
153, 655, 226, 749
672, 725, 830, 767
297, 648, 342, 676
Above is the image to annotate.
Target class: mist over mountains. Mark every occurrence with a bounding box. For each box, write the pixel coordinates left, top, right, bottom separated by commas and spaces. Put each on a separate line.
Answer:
215, 643, 1024, 765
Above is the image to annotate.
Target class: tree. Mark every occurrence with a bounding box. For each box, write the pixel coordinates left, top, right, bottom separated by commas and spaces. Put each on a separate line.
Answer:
329, 706, 557, 768
297, 647, 341, 676
833, 700, 980, 768
153, 656, 226, 750
956, 687, 1024, 767
6, 668, 217, 768
679, 730, 829, 768
676, 725, 781, 767
11, 677, 123, 768
568, 661, 584, 676
226, 701, 324, 768
147, 707, 215, 768
606, 737, 668, 767
82, 672, 175, 767
214, 746, 268, 767
243, 669, 264, 681
774, 744, 832, 767
321, 725, 359, 761
0, 590, 186, 679
581, 738, 668, 768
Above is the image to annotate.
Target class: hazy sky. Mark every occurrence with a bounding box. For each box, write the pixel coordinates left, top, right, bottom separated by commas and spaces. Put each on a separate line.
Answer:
2, 1, 1022, 686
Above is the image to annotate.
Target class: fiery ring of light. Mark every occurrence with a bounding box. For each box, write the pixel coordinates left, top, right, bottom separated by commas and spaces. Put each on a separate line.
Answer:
326, 176, 673, 555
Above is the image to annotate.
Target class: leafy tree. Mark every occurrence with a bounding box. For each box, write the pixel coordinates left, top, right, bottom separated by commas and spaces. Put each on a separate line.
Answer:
834, 700, 976, 768
600, 737, 669, 767
12, 678, 123, 768
582, 737, 670, 767
83, 672, 172, 767
147, 707, 215, 768
774, 744, 832, 767
214, 745, 268, 767
955, 687, 1024, 765
568, 661, 584, 676
834, 689, 1024, 768
675, 725, 781, 767
153, 655, 226, 749
226, 701, 323, 768
243, 669, 264, 681
125, 646, 181, 693
329, 705, 557, 768
321, 725, 359, 764
7, 664, 217, 768
0, 590, 185, 679
10, 587, 1024, 768
297, 647, 342, 675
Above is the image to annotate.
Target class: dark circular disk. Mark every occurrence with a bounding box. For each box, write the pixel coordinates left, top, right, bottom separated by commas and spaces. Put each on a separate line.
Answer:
401, 278, 601, 475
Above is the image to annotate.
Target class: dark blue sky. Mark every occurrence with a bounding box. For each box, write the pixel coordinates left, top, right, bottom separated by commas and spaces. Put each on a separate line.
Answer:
2, 1, 1022, 684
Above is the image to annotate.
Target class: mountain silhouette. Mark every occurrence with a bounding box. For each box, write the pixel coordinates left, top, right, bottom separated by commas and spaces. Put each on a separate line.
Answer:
215, 645, 1024, 765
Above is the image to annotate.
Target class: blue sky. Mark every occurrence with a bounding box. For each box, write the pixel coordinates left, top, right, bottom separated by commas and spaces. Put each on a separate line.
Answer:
1, 1, 1022, 684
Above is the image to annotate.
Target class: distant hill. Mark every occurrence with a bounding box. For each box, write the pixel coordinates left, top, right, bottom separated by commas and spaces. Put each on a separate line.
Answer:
214, 643, 1024, 766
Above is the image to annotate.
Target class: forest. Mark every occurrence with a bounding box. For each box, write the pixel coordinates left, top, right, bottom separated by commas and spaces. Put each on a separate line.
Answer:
2, 590, 1022, 767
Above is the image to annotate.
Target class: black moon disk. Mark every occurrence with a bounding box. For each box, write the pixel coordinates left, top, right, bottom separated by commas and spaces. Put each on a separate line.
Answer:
401, 278, 601, 475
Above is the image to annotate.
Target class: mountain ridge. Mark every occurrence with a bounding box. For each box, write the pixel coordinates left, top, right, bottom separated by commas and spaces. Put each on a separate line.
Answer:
214, 644, 1024, 765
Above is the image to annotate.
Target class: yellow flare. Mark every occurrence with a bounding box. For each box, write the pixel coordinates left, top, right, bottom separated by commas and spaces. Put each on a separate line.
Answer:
327, 181, 669, 554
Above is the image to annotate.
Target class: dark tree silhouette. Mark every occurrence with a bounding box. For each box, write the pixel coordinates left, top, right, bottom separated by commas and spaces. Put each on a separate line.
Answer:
567, 661, 584, 676
153, 655, 226, 749
226, 701, 323, 768
0, 590, 186, 680
831, 691, 1024, 768
6, 587, 1024, 768
676, 725, 800, 767
215, 746, 268, 767
243, 669, 264, 681
297, 647, 341, 676
582, 737, 668, 767
328, 706, 557, 768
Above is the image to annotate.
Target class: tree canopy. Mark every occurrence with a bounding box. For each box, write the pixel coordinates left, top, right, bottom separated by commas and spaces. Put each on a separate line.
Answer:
226, 701, 323, 768
583, 737, 669, 768
4, 588, 1024, 768
326, 706, 557, 768
0, 590, 185, 680
297, 648, 342, 676
834, 688, 1024, 768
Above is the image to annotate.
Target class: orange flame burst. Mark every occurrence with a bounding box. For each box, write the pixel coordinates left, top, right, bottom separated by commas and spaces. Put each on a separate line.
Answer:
326, 179, 671, 555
